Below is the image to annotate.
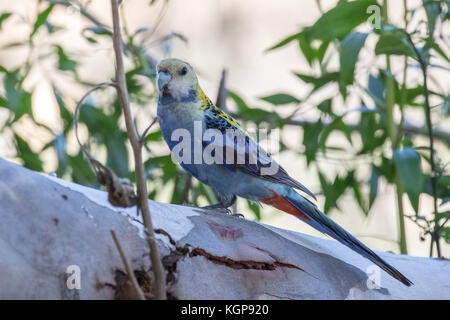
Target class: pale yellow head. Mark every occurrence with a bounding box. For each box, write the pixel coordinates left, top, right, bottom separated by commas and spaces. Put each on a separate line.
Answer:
156, 58, 199, 102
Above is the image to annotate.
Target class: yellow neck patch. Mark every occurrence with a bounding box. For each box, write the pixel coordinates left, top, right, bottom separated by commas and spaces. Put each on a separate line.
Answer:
197, 85, 214, 111
197, 84, 240, 129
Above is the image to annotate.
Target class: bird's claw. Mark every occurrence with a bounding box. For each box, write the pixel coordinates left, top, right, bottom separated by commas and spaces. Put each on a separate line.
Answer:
201, 205, 244, 218
201, 204, 228, 214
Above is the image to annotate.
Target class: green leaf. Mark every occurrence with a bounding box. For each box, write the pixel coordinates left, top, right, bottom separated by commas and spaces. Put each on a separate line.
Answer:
393, 147, 425, 212
349, 172, 368, 215
3, 70, 33, 121
319, 115, 353, 151
435, 211, 450, 222
55, 45, 77, 72
375, 28, 416, 58
45, 21, 63, 34
0, 12, 12, 30
145, 130, 163, 142
199, 184, 218, 205
171, 172, 190, 204
430, 41, 450, 63
228, 91, 248, 110
84, 26, 113, 37
52, 85, 72, 133
0, 95, 6, 107
14, 134, 43, 172
266, 32, 302, 51
379, 156, 396, 184
302, 120, 323, 165
317, 41, 330, 63
79, 104, 118, 135
369, 166, 380, 209
305, 0, 377, 41
295, 72, 339, 94
424, 175, 450, 202
367, 74, 385, 107
423, 0, 441, 35
229, 91, 278, 124
357, 109, 386, 154
259, 93, 300, 105
297, 32, 316, 65
31, 4, 55, 38
53, 134, 68, 177
105, 132, 129, 178
317, 99, 333, 115
318, 171, 348, 213
69, 154, 96, 186
440, 227, 450, 244
339, 32, 368, 90
145, 155, 177, 183
247, 200, 261, 220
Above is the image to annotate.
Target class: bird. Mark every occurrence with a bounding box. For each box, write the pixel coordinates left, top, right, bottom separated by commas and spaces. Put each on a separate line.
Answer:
155, 58, 413, 287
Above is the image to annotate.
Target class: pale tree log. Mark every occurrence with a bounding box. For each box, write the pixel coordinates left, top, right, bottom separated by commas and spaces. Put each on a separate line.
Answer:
0, 157, 449, 299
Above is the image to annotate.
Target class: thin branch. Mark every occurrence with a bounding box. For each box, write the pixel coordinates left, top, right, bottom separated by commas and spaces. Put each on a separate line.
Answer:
110, 0, 166, 299
404, 31, 441, 257
229, 115, 450, 143
215, 69, 228, 110
139, 117, 158, 146
110, 229, 145, 300
141, 0, 169, 42
48, 0, 109, 29
73, 81, 116, 163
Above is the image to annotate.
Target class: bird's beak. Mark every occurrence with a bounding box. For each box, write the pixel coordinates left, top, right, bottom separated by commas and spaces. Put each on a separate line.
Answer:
157, 71, 172, 92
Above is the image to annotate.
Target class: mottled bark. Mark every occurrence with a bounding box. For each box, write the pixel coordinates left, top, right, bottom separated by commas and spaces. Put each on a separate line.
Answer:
0, 158, 448, 299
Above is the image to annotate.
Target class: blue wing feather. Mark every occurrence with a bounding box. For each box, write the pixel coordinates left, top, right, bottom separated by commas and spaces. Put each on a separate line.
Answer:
202, 108, 316, 200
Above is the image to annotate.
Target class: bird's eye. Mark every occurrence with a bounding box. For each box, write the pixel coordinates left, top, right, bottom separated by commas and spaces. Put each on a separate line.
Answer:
179, 66, 188, 76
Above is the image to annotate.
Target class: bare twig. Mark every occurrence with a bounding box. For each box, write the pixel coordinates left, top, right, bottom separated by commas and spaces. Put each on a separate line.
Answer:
139, 117, 158, 146
215, 69, 228, 110
73, 81, 116, 163
404, 31, 441, 257
110, 229, 145, 300
73, 82, 139, 207
92, 159, 138, 207
141, 0, 169, 42
228, 116, 450, 143
110, 0, 166, 299
48, 0, 109, 29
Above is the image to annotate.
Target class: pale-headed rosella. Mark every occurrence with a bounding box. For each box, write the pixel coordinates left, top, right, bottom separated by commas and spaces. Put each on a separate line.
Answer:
155, 58, 412, 287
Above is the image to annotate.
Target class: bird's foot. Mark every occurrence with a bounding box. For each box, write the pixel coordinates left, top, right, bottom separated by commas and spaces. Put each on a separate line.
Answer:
201, 204, 245, 218
201, 203, 231, 214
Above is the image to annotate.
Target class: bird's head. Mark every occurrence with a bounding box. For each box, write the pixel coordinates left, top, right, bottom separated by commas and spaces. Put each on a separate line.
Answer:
156, 58, 198, 102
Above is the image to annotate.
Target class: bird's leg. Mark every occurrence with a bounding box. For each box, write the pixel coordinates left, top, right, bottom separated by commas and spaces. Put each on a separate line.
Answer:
201, 195, 244, 218
223, 196, 245, 218
201, 203, 232, 214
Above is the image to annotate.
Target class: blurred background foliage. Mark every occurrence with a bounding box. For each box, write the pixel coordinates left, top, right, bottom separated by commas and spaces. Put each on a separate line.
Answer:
0, 0, 448, 256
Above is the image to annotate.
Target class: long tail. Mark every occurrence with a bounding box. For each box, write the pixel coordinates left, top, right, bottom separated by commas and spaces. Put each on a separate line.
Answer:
260, 190, 413, 287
